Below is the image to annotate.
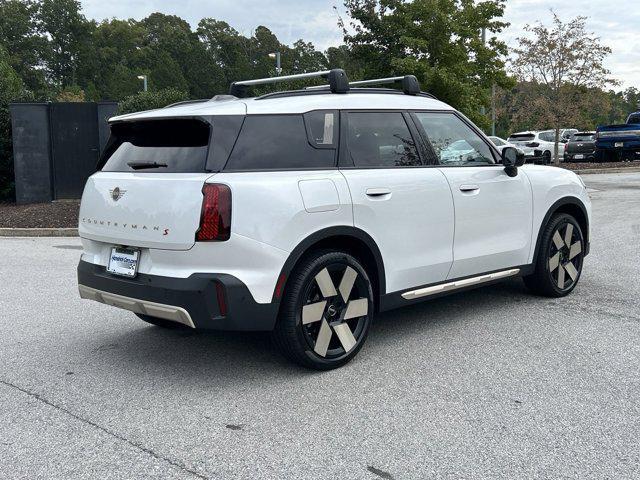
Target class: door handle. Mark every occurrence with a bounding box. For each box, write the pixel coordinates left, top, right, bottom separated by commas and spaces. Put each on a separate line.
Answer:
366, 188, 392, 197
459, 184, 480, 193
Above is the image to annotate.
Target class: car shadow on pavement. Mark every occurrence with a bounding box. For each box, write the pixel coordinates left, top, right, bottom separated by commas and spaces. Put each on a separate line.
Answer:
91, 278, 531, 382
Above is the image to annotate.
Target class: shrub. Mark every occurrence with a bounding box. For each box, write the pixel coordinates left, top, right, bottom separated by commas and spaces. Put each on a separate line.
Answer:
118, 88, 189, 115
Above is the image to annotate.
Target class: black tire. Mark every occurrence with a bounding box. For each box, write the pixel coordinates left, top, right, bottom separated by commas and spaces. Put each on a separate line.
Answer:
272, 250, 374, 370
543, 151, 552, 165
135, 313, 188, 329
523, 213, 585, 297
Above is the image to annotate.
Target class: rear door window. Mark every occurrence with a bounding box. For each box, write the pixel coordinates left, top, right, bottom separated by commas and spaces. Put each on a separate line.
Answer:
101, 119, 210, 173
225, 114, 336, 170
538, 132, 554, 142
413, 112, 495, 166
342, 112, 421, 167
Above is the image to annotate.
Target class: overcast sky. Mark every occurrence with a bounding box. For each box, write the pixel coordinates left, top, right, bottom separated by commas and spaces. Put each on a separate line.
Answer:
81, 0, 640, 90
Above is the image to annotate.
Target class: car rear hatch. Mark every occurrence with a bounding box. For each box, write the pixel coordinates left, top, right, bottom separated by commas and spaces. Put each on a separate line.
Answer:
79, 118, 215, 251
507, 134, 535, 147
567, 136, 595, 153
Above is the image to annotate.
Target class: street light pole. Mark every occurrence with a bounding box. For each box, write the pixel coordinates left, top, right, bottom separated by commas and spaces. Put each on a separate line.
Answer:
269, 52, 281, 75
137, 75, 148, 92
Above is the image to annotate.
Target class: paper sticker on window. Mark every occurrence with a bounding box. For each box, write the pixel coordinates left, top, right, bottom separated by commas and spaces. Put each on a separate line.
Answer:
321, 113, 334, 145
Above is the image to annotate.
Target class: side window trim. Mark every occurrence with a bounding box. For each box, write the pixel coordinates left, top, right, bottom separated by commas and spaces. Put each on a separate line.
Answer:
338, 109, 426, 169
409, 110, 501, 167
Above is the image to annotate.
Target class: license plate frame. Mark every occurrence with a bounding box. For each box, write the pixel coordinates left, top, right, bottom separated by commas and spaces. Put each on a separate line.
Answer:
107, 247, 140, 278
574, 154, 584, 160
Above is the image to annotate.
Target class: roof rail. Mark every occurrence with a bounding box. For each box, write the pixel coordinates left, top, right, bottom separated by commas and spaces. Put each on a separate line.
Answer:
307, 75, 421, 96
229, 69, 349, 98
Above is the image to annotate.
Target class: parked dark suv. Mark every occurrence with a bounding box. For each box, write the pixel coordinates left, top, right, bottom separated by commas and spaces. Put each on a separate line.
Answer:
564, 131, 596, 162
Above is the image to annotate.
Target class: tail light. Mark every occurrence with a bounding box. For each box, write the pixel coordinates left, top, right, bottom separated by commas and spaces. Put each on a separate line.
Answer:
196, 184, 231, 241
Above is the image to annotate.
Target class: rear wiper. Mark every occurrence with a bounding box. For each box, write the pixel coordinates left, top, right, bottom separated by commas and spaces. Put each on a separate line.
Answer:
127, 161, 168, 170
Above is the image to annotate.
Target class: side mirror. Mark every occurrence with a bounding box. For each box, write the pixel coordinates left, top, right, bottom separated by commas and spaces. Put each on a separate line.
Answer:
502, 147, 525, 177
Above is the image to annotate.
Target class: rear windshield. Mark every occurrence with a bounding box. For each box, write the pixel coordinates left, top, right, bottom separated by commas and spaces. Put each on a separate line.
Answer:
508, 134, 534, 141
573, 134, 594, 141
101, 119, 211, 172
628, 114, 640, 124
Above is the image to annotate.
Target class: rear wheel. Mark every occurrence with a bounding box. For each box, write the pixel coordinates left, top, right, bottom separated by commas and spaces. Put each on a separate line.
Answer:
523, 213, 585, 297
543, 151, 552, 164
135, 313, 188, 329
273, 251, 374, 370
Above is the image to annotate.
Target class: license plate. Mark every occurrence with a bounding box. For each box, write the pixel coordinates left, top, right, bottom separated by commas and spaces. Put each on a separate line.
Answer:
107, 247, 140, 278
615, 142, 624, 148
574, 154, 584, 159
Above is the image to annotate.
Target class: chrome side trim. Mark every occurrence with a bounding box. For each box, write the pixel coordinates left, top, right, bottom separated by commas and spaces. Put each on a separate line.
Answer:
401, 268, 521, 301
78, 284, 195, 328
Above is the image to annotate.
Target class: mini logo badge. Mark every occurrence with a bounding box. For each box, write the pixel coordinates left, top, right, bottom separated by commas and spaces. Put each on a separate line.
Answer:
110, 187, 126, 201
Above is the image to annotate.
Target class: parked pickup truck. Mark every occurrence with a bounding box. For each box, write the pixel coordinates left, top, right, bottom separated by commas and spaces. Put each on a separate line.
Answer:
595, 112, 640, 162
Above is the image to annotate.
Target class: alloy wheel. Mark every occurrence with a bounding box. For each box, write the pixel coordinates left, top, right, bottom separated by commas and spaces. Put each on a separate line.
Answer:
548, 222, 583, 290
300, 263, 370, 359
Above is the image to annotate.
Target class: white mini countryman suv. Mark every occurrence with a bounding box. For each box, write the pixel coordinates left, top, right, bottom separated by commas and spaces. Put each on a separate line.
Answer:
78, 70, 591, 369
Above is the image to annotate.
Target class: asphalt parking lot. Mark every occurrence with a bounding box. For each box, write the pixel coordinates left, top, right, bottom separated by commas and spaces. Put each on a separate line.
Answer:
1, 172, 639, 480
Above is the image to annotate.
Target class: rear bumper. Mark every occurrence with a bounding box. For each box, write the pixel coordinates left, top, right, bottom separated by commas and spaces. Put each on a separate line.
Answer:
595, 141, 640, 152
77, 260, 279, 331
564, 152, 595, 161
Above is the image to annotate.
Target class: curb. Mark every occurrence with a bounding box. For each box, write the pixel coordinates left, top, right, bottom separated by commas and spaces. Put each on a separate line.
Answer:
0, 228, 78, 237
571, 167, 640, 175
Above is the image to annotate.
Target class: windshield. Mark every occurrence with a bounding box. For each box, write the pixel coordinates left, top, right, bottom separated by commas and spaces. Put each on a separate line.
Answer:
100, 119, 211, 173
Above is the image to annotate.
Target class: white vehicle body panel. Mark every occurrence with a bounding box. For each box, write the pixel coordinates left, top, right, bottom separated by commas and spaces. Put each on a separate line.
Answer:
79, 172, 214, 250
438, 166, 533, 279
215, 170, 353, 252
522, 165, 591, 263
341, 168, 454, 292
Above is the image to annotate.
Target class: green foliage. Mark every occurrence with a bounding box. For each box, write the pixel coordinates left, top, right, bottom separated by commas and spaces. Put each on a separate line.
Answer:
117, 88, 189, 115
0, 0, 49, 97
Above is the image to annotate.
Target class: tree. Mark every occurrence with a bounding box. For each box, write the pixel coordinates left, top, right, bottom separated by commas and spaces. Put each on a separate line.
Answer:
87, 19, 147, 100
0, 46, 27, 200
511, 12, 616, 163
0, 0, 49, 96
341, 0, 513, 129
140, 13, 219, 98
197, 19, 253, 91
38, 0, 95, 89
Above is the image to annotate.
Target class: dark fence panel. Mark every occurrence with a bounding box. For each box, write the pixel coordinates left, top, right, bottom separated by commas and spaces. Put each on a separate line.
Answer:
50, 103, 100, 199
9, 103, 53, 204
10, 101, 118, 203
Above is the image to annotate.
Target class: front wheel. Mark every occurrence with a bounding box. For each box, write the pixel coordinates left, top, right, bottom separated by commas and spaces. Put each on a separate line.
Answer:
523, 213, 585, 297
273, 251, 374, 370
